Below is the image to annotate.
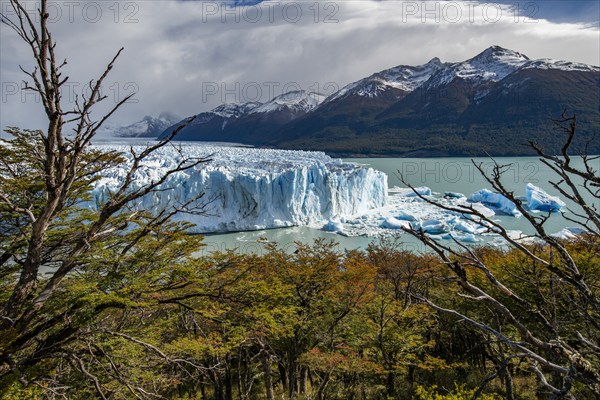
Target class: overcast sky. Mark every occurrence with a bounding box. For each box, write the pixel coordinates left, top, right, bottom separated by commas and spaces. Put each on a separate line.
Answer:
1, 0, 599, 130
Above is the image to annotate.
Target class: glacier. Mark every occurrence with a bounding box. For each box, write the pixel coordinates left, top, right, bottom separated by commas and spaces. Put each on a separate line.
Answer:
90, 144, 387, 233
87, 143, 579, 245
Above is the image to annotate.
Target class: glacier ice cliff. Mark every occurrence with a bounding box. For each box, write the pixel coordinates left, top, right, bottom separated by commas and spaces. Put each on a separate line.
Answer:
91, 144, 387, 233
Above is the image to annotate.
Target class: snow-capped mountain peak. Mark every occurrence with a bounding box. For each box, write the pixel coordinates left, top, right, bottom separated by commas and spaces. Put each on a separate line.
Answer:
426, 45, 530, 88
325, 57, 447, 102
250, 90, 326, 114
473, 45, 530, 65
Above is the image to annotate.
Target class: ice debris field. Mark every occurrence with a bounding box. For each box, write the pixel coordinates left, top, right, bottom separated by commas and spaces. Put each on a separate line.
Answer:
327, 183, 572, 244
92, 144, 578, 243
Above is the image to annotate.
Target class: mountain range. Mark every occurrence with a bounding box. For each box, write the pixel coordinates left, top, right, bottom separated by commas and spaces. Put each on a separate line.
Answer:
117, 46, 600, 156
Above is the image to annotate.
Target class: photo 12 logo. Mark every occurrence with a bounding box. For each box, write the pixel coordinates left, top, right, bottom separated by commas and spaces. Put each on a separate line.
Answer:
398, 160, 539, 184
199, 1, 339, 23
0, 1, 140, 24
200, 81, 340, 104
1, 80, 139, 105
399, 1, 540, 23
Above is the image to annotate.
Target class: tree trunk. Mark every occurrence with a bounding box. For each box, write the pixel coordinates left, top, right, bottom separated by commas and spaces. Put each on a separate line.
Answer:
386, 371, 396, 398
316, 370, 332, 400
225, 357, 233, 400
408, 365, 415, 384
237, 350, 244, 400
261, 350, 274, 400
214, 373, 224, 400
200, 382, 206, 400
287, 340, 298, 398
502, 368, 515, 400
299, 366, 308, 394
278, 361, 287, 394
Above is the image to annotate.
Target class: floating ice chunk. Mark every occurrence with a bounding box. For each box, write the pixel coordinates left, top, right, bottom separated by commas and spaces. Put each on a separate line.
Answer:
526, 183, 565, 213
506, 230, 526, 240
441, 232, 483, 243
453, 220, 479, 234
489, 230, 531, 247
323, 220, 344, 233
551, 227, 587, 240
396, 186, 432, 197
413, 219, 448, 234
395, 210, 418, 221
428, 232, 483, 243
467, 189, 521, 217
428, 234, 447, 241
381, 217, 411, 230
444, 192, 465, 199
457, 233, 483, 243
454, 200, 496, 219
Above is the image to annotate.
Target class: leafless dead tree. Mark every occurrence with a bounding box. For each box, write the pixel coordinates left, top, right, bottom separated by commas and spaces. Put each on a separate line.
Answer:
400, 113, 600, 399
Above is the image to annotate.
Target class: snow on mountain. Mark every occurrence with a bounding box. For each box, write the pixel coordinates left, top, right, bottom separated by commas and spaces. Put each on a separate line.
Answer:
172, 91, 325, 130
163, 102, 262, 136
326, 57, 446, 102
425, 46, 530, 88
212, 102, 262, 118
522, 59, 600, 73
183, 102, 262, 126
90, 144, 387, 233
250, 91, 326, 114
113, 112, 181, 138
137, 46, 598, 155
422, 45, 599, 90
319, 45, 598, 107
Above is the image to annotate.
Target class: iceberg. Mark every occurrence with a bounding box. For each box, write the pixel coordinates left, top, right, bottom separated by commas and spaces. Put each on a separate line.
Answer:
437, 232, 483, 243
454, 233, 483, 243
402, 186, 432, 197
454, 200, 496, 219
412, 219, 448, 234
444, 192, 465, 199
551, 227, 587, 240
91, 144, 387, 233
323, 220, 344, 233
467, 189, 521, 217
381, 217, 411, 230
395, 210, 418, 221
452, 219, 479, 235
526, 183, 565, 213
